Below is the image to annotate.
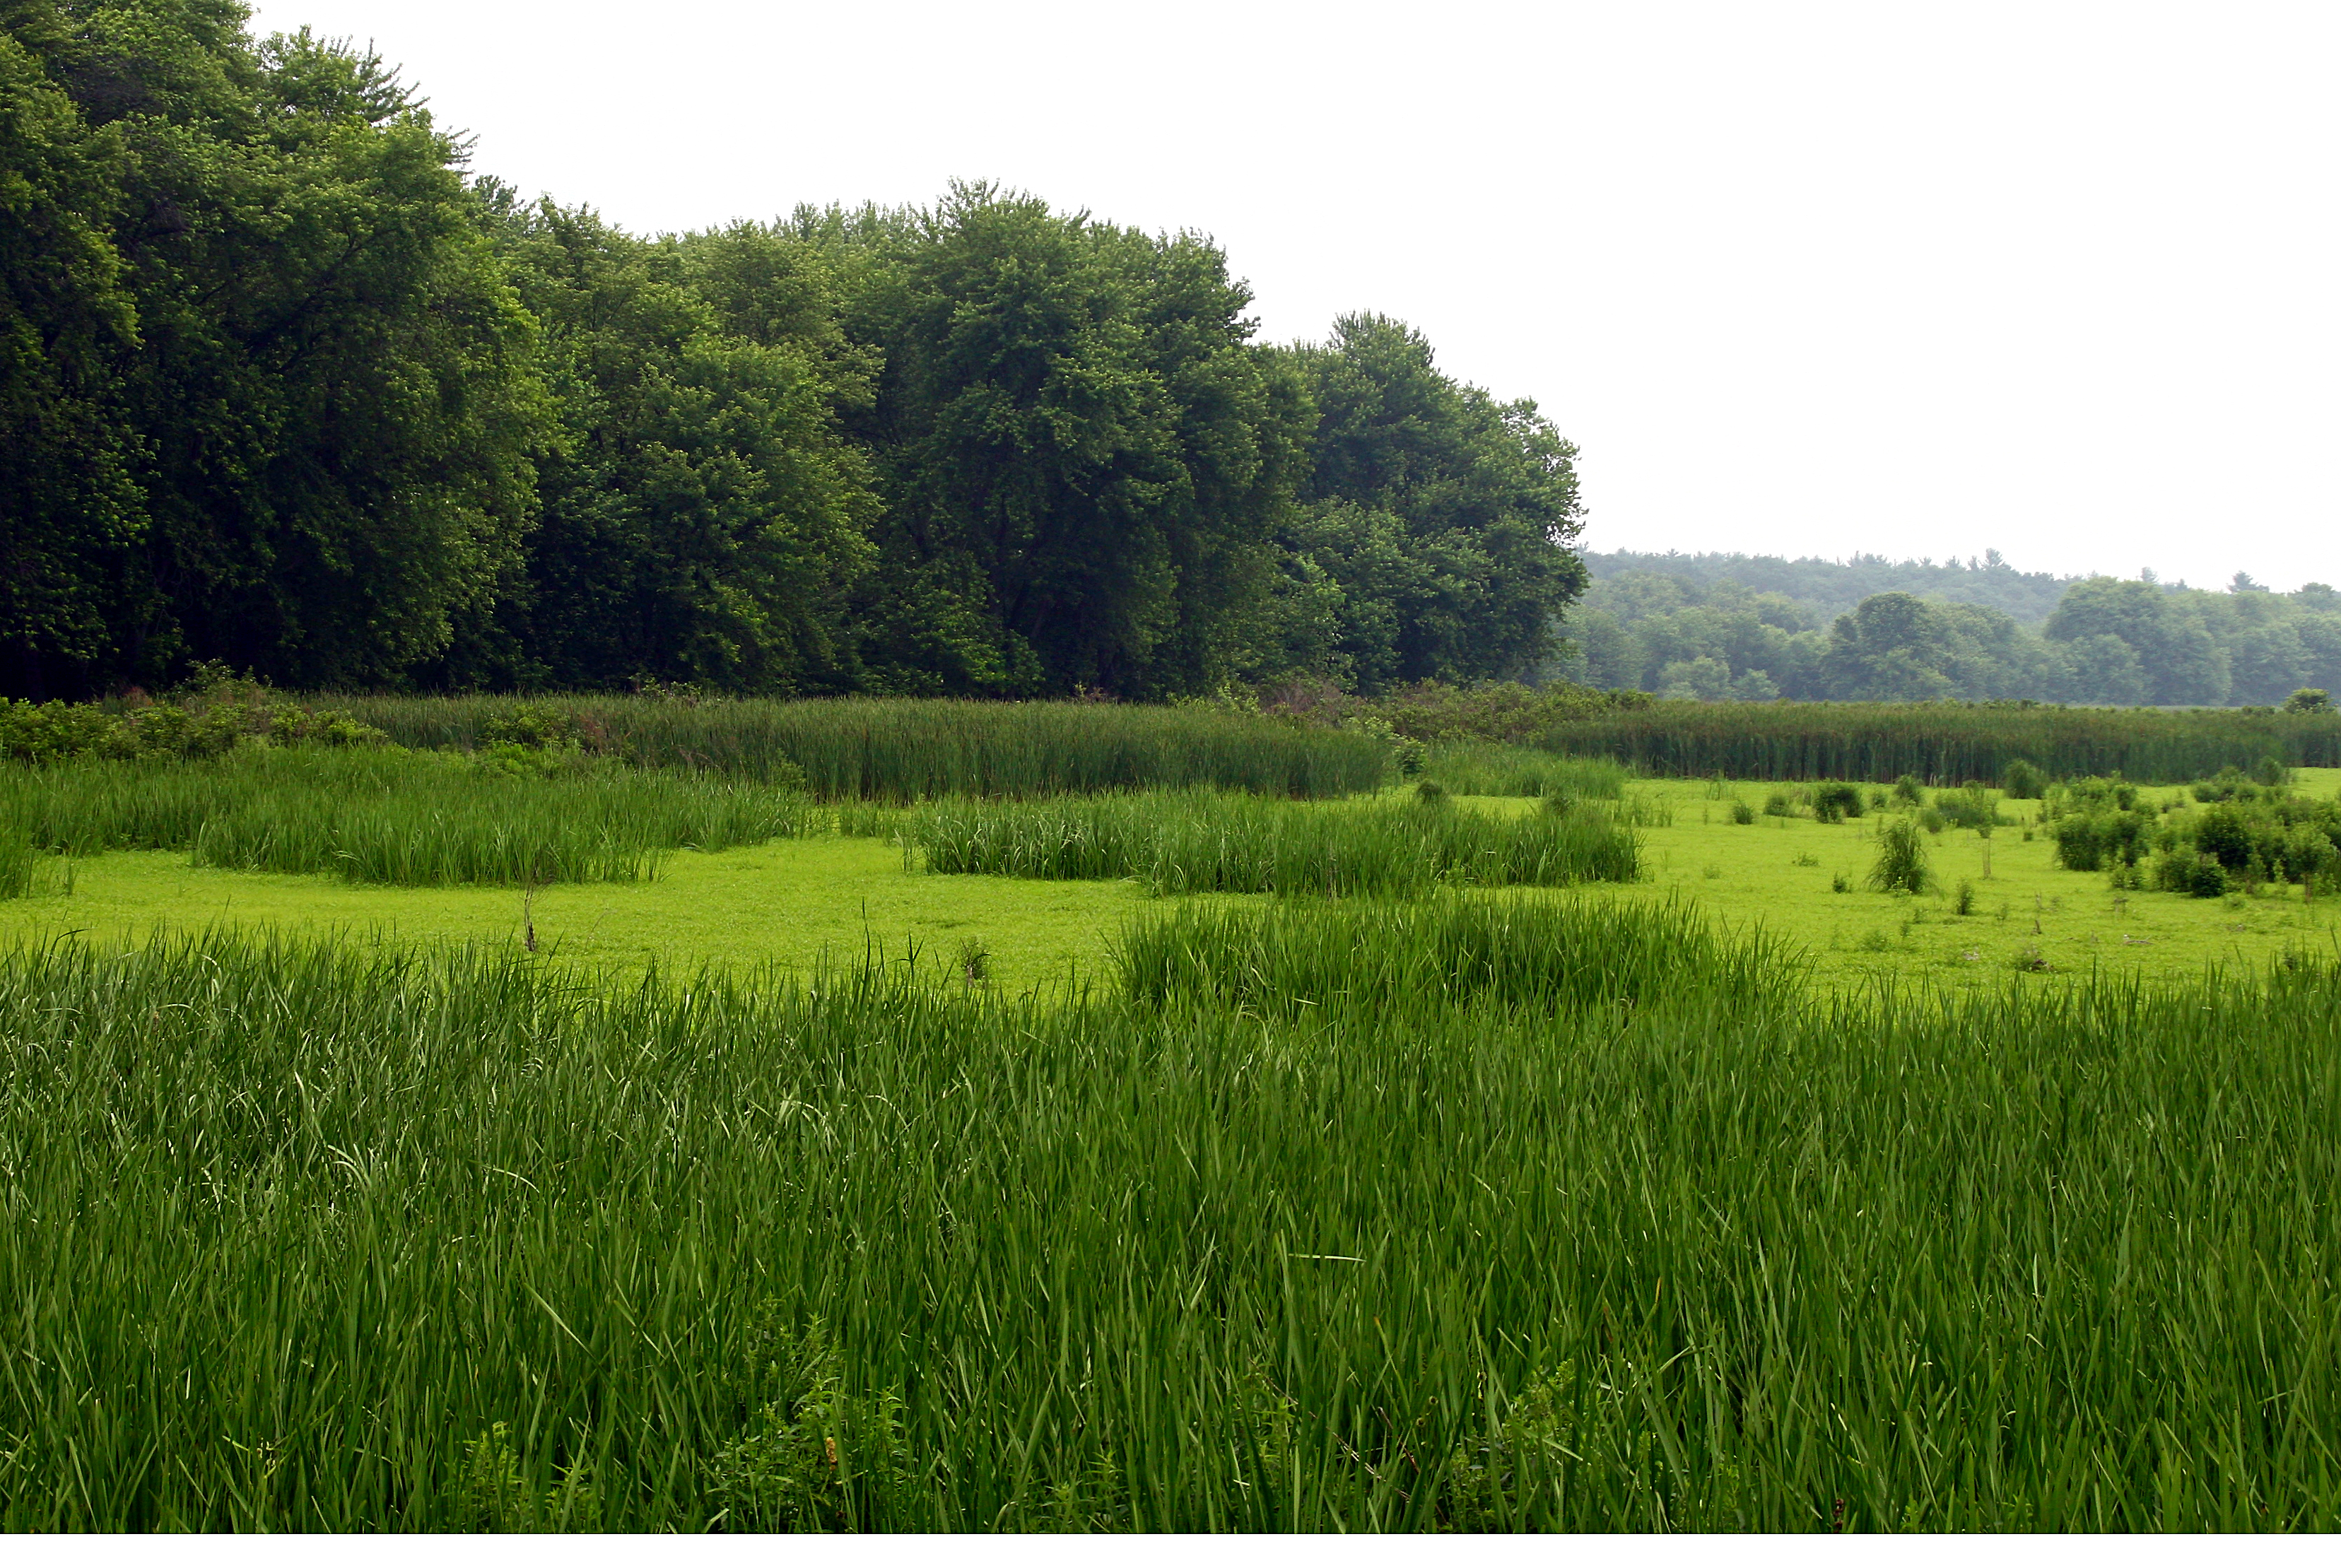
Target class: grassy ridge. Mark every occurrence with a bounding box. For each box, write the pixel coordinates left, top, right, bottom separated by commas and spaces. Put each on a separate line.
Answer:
0, 750, 810, 888
1, 929, 2338, 1528
915, 791, 1643, 895
322, 695, 1390, 800
1542, 700, 2341, 784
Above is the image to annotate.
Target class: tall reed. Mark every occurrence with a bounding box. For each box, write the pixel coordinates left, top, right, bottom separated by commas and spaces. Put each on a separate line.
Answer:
318, 695, 1390, 799
1542, 700, 2341, 783
0, 750, 811, 885
1115, 892, 1786, 1015
1417, 743, 1629, 798
915, 790, 1643, 895
1, 931, 2337, 1528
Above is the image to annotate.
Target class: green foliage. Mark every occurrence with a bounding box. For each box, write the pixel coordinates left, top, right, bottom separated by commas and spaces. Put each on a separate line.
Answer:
1933, 784, 2007, 832
1, 6, 545, 695
2286, 688, 2333, 713
471, 201, 881, 695
915, 789, 1643, 895
1416, 743, 1628, 799
333, 694, 1385, 800
3, 931, 2340, 1527
2001, 757, 2046, 798
0, 750, 810, 885
1263, 678, 1650, 745
1867, 818, 1934, 895
1540, 701, 2341, 784
0, 683, 387, 762
708, 1308, 912, 1532
1115, 894, 1782, 1017
1577, 557, 2341, 709
1277, 313, 1586, 692
1809, 782, 1863, 823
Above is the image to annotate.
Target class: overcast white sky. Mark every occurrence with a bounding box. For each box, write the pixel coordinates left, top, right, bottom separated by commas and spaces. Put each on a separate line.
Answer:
251, 0, 2339, 591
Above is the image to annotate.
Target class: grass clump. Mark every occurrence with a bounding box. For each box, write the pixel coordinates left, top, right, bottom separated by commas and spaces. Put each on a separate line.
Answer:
0, 750, 811, 886
1416, 743, 1629, 800
1868, 817, 1935, 895
915, 790, 1642, 895
1116, 893, 1787, 1017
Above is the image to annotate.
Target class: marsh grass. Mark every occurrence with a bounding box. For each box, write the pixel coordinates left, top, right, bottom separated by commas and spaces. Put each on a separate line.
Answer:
915, 790, 1642, 895
1417, 743, 1629, 799
0, 750, 811, 886
322, 695, 1389, 800
2, 930, 2340, 1528
1115, 892, 1788, 1016
1543, 700, 2341, 784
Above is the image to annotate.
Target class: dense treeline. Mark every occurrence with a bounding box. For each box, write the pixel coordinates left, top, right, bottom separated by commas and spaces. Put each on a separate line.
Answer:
1, 2, 1585, 701
1566, 558, 2341, 707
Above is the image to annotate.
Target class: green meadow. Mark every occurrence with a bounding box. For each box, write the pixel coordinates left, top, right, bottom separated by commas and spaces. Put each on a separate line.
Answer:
5, 767, 2332, 994
4, 701, 2341, 1531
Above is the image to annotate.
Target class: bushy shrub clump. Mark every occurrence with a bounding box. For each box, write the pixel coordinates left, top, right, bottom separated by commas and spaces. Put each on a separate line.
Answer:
1868, 818, 1934, 895
0, 671, 385, 764
2041, 770, 2341, 896
1253, 678, 1653, 745
1810, 782, 1864, 823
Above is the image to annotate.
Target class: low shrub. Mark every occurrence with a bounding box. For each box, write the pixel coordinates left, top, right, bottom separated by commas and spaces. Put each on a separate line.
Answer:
1869, 818, 1934, 895
1811, 782, 1865, 823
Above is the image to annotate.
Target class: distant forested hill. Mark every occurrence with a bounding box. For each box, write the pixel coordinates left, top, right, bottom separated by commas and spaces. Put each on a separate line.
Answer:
1584, 550, 2077, 627
1561, 553, 2340, 707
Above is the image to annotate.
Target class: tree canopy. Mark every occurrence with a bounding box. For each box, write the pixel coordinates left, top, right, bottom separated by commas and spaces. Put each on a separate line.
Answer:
1, 6, 1587, 700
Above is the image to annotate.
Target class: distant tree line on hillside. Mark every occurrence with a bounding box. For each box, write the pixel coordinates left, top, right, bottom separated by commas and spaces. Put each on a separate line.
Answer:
1584, 549, 2077, 627
1, 3, 1584, 701
1559, 564, 2341, 707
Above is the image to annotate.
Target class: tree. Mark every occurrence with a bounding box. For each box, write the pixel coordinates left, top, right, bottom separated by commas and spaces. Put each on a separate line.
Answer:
461, 204, 879, 693
0, 4, 143, 697
2044, 577, 2229, 705
825, 185, 1308, 697
1289, 314, 1585, 691
1, 6, 544, 695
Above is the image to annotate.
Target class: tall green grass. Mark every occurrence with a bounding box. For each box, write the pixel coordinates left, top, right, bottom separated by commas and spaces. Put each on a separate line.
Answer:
1417, 743, 1629, 798
915, 790, 1642, 895
1542, 700, 2341, 784
2, 931, 2340, 1528
1116, 893, 1785, 1016
0, 750, 811, 885
322, 695, 1390, 799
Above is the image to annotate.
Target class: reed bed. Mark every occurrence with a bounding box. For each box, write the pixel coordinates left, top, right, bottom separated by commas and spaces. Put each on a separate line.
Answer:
1541, 700, 2341, 784
0, 750, 810, 886
319, 695, 1390, 800
915, 790, 1643, 895
1115, 893, 1785, 1016
1, 930, 2338, 1529
1416, 743, 1629, 798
